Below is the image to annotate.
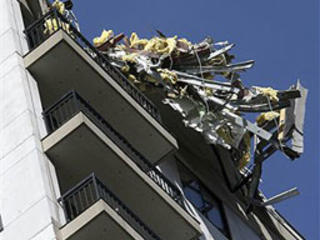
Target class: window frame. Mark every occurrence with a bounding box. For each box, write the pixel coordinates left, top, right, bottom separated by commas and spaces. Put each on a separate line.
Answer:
178, 162, 231, 239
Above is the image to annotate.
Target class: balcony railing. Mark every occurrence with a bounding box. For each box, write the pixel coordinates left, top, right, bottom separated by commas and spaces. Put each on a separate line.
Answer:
58, 173, 161, 240
43, 91, 187, 212
24, 9, 161, 123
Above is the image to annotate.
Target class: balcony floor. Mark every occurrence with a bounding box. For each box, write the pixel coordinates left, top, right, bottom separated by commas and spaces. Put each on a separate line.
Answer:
59, 200, 143, 240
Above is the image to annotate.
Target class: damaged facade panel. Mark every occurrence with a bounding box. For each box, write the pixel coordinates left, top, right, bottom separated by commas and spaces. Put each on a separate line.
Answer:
47, 0, 308, 235
88, 26, 308, 210
284, 81, 308, 155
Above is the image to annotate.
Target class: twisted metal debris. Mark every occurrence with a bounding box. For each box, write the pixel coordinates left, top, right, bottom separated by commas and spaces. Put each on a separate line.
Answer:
92, 30, 307, 169
49, 0, 308, 211
91, 29, 307, 210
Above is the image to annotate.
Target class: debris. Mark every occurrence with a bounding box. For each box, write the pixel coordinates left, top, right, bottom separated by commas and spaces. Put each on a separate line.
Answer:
158, 69, 178, 84
93, 30, 114, 47
91, 29, 306, 167
238, 132, 251, 170
256, 111, 280, 127
44, 0, 308, 217
47, 0, 80, 34
250, 188, 300, 207
277, 108, 286, 140
283, 80, 308, 155
52, 0, 65, 14
253, 87, 279, 102
44, 18, 70, 35
89, 29, 307, 209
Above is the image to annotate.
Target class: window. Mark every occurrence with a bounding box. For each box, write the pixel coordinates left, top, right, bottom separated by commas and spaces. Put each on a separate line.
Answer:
178, 163, 230, 238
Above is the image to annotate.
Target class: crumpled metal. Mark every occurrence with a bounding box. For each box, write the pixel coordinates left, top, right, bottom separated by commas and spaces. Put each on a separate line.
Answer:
91, 29, 307, 172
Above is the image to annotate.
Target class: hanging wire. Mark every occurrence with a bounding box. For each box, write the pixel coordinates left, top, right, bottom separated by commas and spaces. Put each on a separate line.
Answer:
193, 47, 210, 113
266, 96, 285, 153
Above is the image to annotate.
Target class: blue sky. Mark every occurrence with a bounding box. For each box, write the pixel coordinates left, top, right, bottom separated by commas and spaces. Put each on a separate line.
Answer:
72, 1, 319, 238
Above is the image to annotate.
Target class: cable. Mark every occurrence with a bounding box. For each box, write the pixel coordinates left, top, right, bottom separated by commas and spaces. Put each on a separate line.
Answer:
266, 96, 285, 153
193, 47, 210, 113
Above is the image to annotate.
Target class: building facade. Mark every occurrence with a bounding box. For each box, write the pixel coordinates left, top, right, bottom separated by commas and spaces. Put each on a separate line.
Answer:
0, 0, 304, 239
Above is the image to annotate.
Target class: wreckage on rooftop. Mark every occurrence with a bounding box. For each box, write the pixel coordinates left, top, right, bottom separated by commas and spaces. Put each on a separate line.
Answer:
48, 0, 308, 212
91, 29, 308, 211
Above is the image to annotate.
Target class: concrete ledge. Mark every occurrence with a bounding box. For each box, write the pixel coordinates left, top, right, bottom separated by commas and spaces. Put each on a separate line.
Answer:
58, 199, 143, 240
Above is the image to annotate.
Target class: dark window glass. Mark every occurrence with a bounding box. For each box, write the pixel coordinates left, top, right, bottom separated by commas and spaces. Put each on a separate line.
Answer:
184, 186, 204, 209
181, 174, 230, 238
207, 208, 225, 230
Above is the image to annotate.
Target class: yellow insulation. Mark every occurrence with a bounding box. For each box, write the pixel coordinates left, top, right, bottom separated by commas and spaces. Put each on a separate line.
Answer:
256, 111, 280, 126
144, 36, 177, 55
158, 69, 178, 84
177, 38, 192, 47
52, 0, 65, 14
129, 32, 149, 49
93, 31, 191, 62
93, 30, 114, 47
238, 132, 251, 170
44, 19, 70, 35
127, 32, 186, 55
128, 74, 138, 83
121, 65, 130, 73
121, 53, 138, 63
44, 0, 74, 35
255, 87, 279, 102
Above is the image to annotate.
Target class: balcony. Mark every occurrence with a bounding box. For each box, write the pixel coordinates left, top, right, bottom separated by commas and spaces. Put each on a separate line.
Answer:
23, 10, 177, 164
57, 173, 160, 240
42, 91, 201, 240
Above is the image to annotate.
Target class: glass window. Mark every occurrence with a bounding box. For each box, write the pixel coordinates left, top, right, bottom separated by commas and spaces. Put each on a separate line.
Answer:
207, 208, 225, 231
184, 185, 204, 209
179, 164, 230, 238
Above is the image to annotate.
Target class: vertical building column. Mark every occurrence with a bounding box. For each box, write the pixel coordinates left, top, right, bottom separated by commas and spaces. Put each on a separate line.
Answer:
0, 0, 62, 239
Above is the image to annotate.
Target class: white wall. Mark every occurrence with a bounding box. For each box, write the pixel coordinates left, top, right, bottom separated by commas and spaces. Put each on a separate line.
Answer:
0, 0, 61, 239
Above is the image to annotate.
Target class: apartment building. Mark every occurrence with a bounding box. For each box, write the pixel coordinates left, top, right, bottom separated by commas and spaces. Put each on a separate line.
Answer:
0, 0, 304, 239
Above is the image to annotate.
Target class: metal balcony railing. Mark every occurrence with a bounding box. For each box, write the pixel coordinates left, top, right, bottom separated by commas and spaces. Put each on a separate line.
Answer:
24, 9, 161, 123
58, 173, 161, 240
43, 91, 187, 213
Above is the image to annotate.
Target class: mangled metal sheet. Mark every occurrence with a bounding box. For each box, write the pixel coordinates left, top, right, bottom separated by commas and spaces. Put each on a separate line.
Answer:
283, 80, 308, 155
90, 27, 309, 210
89, 28, 307, 169
47, 0, 308, 210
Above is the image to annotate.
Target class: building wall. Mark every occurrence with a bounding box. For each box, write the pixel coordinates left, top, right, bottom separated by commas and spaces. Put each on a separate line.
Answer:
159, 157, 234, 240
0, 1, 302, 240
0, 0, 61, 239
157, 156, 280, 240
